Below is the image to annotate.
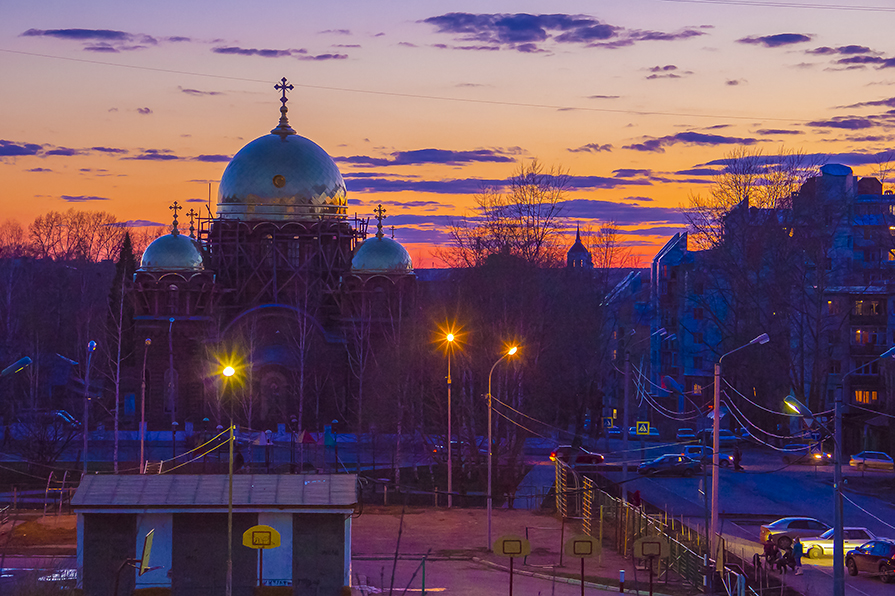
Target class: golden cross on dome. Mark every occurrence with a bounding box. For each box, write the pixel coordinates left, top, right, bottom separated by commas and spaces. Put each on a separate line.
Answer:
374, 204, 387, 239
187, 208, 197, 238
169, 201, 182, 235
271, 77, 297, 137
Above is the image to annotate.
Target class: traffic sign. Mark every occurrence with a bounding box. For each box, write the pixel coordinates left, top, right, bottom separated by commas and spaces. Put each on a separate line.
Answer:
603, 417, 614, 429
493, 535, 531, 557
242, 525, 281, 549
636, 421, 650, 435
563, 534, 601, 558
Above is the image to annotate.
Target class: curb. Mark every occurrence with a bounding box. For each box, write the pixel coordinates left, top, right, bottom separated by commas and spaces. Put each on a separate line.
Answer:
471, 556, 677, 596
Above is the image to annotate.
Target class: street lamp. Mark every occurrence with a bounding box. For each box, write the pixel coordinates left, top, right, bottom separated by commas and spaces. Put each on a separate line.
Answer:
222, 364, 235, 596
786, 345, 895, 596
140, 338, 151, 474
487, 345, 518, 551
711, 332, 768, 555
0, 357, 32, 378
622, 328, 666, 500
83, 340, 97, 475
445, 332, 455, 508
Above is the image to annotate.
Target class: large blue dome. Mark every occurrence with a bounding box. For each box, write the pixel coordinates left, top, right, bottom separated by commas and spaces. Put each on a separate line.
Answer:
216, 132, 347, 221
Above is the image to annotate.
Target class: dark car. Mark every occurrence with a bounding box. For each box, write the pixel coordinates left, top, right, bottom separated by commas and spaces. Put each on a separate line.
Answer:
695, 428, 738, 447
550, 445, 605, 469
782, 443, 832, 465
846, 540, 895, 583
681, 445, 734, 467
637, 454, 701, 477
760, 517, 830, 549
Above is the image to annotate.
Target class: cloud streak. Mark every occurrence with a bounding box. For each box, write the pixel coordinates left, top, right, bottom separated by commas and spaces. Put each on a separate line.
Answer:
338, 148, 514, 166
737, 33, 812, 48
624, 131, 758, 153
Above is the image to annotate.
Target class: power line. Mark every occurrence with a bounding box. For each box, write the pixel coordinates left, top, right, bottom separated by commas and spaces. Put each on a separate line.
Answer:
0, 47, 804, 123
660, 0, 895, 11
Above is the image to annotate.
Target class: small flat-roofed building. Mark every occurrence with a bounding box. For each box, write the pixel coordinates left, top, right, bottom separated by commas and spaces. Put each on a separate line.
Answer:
72, 474, 357, 596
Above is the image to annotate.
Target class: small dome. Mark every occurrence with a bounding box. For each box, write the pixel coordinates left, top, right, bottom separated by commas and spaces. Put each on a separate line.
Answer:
351, 236, 413, 274
217, 133, 347, 221
139, 233, 206, 272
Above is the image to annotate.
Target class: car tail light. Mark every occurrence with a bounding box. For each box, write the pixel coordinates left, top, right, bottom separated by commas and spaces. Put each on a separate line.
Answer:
549, 452, 557, 462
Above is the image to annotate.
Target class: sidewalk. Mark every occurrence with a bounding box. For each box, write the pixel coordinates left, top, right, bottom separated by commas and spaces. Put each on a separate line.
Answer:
352, 506, 687, 595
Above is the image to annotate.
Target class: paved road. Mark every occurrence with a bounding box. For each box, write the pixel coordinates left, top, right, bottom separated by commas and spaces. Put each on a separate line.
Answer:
595, 440, 895, 596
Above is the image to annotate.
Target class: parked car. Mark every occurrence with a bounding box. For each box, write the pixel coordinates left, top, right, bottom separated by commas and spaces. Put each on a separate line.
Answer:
782, 443, 831, 465
607, 426, 622, 439
846, 540, 895, 583
681, 445, 734, 467
550, 445, 605, 469
760, 517, 830, 549
803, 528, 884, 558
695, 428, 738, 447
676, 428, 697, 442
431, 439, 484, 463
850, 451, 894, 472
637, 454, 701, 477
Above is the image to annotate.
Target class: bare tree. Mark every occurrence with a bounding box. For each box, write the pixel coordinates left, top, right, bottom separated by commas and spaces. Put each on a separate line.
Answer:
29, 209, 127, 262
441, 159, 568, 267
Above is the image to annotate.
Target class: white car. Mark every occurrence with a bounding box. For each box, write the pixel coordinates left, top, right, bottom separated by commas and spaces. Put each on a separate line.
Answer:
803, 528, 883, 558
849, 451, 894, 471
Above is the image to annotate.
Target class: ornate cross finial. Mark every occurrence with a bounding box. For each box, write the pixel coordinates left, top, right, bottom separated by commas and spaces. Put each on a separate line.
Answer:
391, 225, 395, 239
374, 204, 387, 239
187, 208, 197, 238
169, 201, 182, 235
271, 77, 296, 138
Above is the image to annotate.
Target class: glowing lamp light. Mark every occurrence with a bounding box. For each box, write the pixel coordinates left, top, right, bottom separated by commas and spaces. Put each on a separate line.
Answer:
222, 366, 235, 377
446, 333, 454, 342
508, 346, 518, 356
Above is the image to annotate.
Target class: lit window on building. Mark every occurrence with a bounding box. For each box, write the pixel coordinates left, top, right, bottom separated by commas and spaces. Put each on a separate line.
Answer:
854, 390, 878, 405
827, 300, 839, 315
853, 327, 885, 346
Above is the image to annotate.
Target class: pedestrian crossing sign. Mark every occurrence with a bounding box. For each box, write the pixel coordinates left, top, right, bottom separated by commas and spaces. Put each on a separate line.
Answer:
636, 421, 650, 435
603, 417, 614, 429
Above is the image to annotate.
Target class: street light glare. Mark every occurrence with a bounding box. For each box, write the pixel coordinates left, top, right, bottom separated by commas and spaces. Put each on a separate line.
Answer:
222, 366, 235, 377
508, 346, 518, 356
446, 333, 454, 342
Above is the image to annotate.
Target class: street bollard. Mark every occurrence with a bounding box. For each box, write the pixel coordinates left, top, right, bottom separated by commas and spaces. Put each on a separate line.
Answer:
619, 569, 625, 592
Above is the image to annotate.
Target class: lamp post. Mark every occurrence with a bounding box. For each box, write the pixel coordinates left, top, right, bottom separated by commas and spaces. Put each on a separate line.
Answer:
83, 340, 97, 475
711, 332, 768, 555
487, 346, 518, 551
222, 365, 235, 596
446, 332, 455, 508
621, 328, 666, 501
171, 421, 178, 460
140, 338, 151, 474
332, 419, 339, 472
786, 346, 895, 596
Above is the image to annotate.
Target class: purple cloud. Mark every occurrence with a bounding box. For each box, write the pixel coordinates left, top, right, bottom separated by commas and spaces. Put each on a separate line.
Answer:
755, 128, 804, 135
738, 33, 812, 48
625, 131, 758, 153
60, 195, 110, 202
674, 168, 720, 176
422, 13, 704, 53
114, 219, 165, 227
568, 143, 613, 153
193, 154, 232, 162
212, 46, 300, 58
21, 28, 158, 51
125, 149, 180, 161
338, 148, 514, 167
26, 167, 52, 172
137, 107, 152, 115
808, 45, 872, 56
558, 199, 686, 225
806, 116, 878, 129
587, 95, 620, 100
0, 140, 42, 157
44, 147, 80, 156
297, 53, 348, 61
91, 146, 128, 154
179, 87, 223, 96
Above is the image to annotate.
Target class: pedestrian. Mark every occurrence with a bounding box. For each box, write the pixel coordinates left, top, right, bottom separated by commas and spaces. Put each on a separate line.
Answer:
792, 537, 804, 575
733, 445, 743, 471
764, 537, 778, 566
778, 546, 794, 573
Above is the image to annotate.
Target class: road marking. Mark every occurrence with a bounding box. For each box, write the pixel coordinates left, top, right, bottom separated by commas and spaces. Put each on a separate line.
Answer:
809, 566, 875, 596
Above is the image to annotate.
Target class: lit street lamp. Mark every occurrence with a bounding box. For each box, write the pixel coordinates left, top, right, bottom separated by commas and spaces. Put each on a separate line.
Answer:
487, 345, 518, 551
83, 340, 97, 475
222, 364, 235, 596
786, 345, 895, 596
711, 332, 769, 555
0, 357, 32, 378
445, 332, 455, 508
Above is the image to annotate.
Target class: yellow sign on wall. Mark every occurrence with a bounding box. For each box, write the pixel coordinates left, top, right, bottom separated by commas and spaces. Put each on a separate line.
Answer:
242, 525, 281, 549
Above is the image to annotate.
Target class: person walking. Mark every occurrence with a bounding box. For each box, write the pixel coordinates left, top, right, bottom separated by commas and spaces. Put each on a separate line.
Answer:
793, 537, 804, 575
733, 445, 743, 471
764, 537, 779, 566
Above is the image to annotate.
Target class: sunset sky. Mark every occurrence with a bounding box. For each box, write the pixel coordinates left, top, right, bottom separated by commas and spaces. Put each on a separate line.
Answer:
3, 0, 895, 266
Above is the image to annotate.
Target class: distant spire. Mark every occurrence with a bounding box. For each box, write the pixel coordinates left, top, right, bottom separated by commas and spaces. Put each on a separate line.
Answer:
373, 204, 387, 239
271, 77, 296, 138
169, 201, 182, 236
187, 208, 197, 239
576, 224, 581, 243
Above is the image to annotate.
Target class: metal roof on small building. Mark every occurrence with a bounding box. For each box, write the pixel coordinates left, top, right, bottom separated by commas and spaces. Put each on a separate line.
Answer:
72, 474, 357, 511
